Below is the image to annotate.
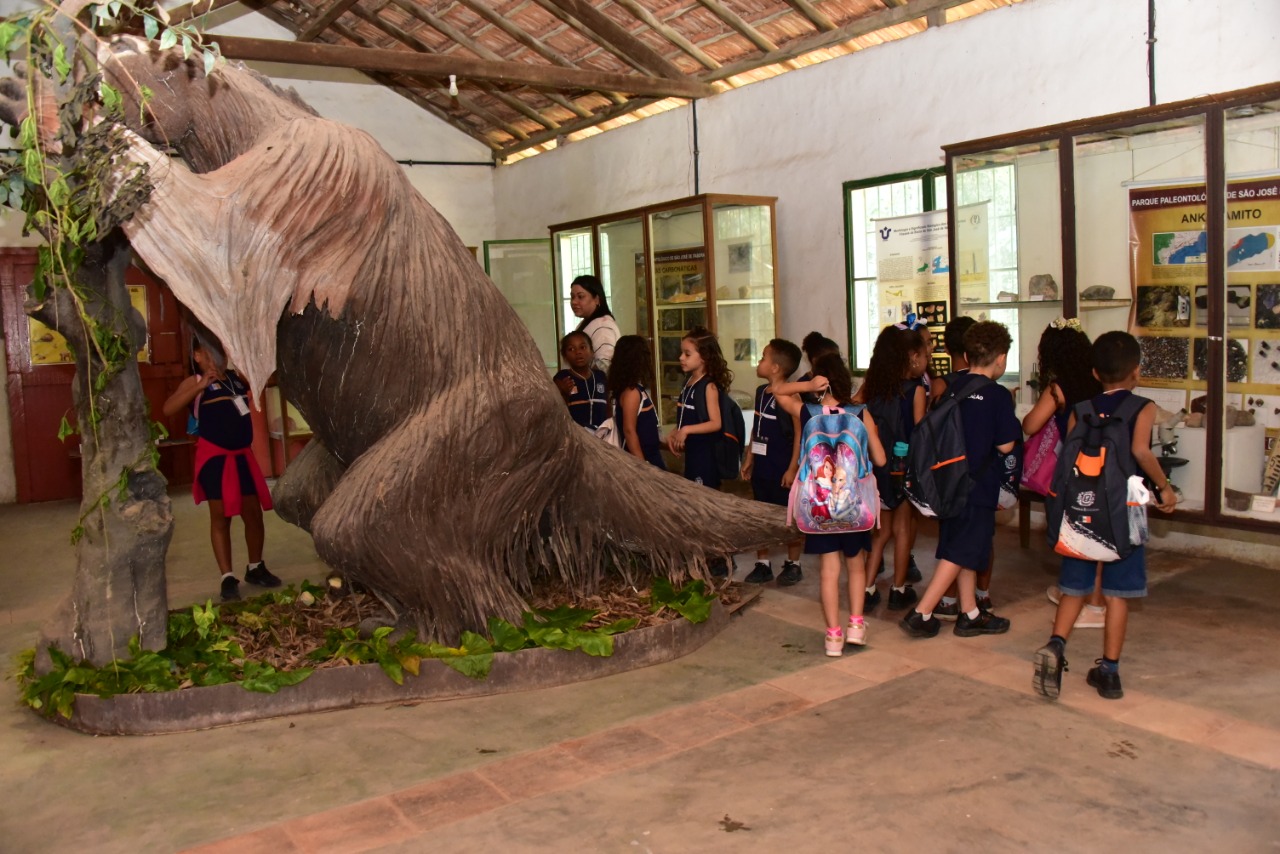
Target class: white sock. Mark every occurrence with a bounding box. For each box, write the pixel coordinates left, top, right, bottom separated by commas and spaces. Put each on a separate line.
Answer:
976, 588, 989, 599
865, 585, 876, 595
919, 611, 932, 621
941, 596, 957, 606
222, 572, 236, 581
247, 561, 264, 571
965, 608, 981, 620
893, 585, 906, 593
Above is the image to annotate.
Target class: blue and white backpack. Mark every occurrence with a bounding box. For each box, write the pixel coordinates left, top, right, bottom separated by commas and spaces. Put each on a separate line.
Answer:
788, 404, 880, 534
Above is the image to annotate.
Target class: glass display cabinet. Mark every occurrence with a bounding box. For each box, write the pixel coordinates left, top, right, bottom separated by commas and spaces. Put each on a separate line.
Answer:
550, 194, 778, 425
483, 239, 556, 372
944, 81, 1280, 531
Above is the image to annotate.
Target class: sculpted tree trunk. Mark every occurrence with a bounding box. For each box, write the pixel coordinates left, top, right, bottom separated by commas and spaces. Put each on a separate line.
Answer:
4, 33, 793, 645
32, 231, 173, 665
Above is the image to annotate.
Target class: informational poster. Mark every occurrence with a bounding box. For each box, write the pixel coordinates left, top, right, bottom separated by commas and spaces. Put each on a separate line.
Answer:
1129, 177, 1280, 394
873, 210, 950, 365
29, 284, 150, 365
954, 202, 991, 304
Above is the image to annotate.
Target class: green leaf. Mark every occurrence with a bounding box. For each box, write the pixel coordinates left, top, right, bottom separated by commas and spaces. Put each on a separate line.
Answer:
143, 15, 158, 40
487, 617, 530, 652
0, 22, 18, 60
158, 28, 177, 51
202, 49, 216, 76
99, 82, 121, 113
378, 658, 404, 685
21, 147, 41, 183
57, 416, 77, 442
526, 604, 597, 629
568, 630, 614, 657
18, 115, 36, 149
181, 34, 192, 60
52, 43, 70, 83
597, 617, 638, 636
47, 176, 69, 207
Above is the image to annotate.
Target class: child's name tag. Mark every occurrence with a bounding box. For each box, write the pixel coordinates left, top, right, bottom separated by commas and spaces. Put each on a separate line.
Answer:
233, 396, 250, 416
752, 441, 768, 456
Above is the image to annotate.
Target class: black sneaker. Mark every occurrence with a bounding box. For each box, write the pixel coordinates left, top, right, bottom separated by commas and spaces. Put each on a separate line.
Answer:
744, 562, 774, 584
709, 556, 730, 579
777, 561, 803, 587
933, 600, 960, 622
954, 610, 1011, 637
220, 576, 241, 602
907, 554, 923, 584
976, 595, 994, 614
1087, 662, 1124, 699
887, 585, 918, 611
899, 610, 940, 638
864, 587, 882, 612
1032, 641, 1068, 700
245, 563, 283, 588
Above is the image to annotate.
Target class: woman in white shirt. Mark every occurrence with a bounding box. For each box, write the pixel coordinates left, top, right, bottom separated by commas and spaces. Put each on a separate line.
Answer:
570, 274, 620, 371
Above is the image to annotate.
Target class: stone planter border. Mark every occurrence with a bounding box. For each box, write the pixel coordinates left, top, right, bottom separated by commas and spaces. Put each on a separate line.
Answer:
56, 603, 730, 736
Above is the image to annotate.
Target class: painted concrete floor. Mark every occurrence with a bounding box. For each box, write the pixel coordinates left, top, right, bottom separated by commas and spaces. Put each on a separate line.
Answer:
1, 490, 1278, 852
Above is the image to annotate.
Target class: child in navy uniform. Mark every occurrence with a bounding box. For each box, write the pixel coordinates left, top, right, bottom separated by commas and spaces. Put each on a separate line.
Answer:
163, 337, 280, 602
554, 331, 609, 431
900, 321, 1021, 639
741, 338, 805, 586
1033, 331, 1177, 701
666, 326, 732, 489
606, 335, 667, 470
780, 354, 886, 655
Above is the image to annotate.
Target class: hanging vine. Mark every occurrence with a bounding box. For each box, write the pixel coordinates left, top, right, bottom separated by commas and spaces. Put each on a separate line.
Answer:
0, 1, 221, 541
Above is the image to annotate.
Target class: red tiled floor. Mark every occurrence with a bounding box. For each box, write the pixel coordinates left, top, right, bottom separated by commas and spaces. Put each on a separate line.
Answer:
636, 700, 749, 749
475, 747, 598, 800
183, 826, 300, 854
282, 798, 415, 853
827, 648, 926, 684
717, 683, 812, 724
559, 725, 674, 772
765, 663, 877, 703
390, 771, 509, 832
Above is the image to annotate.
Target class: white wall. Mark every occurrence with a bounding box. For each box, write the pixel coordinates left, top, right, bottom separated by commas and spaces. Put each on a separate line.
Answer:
494, 0, 1280, 347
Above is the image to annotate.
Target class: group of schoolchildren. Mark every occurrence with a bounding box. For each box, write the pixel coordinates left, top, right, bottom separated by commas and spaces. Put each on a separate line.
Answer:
553, 314, 1174, 703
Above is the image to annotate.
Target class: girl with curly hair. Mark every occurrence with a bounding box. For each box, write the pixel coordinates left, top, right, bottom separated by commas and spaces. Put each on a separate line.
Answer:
666, 326, 734, 489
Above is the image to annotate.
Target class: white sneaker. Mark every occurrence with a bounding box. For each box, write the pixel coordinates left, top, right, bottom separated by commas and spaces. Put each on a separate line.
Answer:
824, 631, 844, 657
1046, 585, 1061, 606
1073, 604, 1106, 629
846, 619, 868, 646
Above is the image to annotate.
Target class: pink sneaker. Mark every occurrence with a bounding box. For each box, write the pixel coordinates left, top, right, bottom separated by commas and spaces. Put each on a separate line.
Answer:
846, 617, 868, 646
824, 629, 844, 657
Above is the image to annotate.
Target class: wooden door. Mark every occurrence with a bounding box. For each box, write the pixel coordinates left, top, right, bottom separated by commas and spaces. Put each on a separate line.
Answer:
1, 248, 192, 503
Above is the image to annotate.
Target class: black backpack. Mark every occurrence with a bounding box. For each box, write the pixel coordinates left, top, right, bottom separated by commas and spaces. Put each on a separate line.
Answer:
867, 393, 909, 508
904, 376, 995, 519
694, 384, 746, 481
1046, 394, 1150, 562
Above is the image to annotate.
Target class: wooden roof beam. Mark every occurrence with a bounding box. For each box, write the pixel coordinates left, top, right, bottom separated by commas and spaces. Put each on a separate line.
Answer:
610, 0, 721, 71
534, 0, 687, 80
298, 0, 361, 42
210, 35, 718, 98
697, 0, 779, 54
498, 96, 666, 160
704, 0, 969, 82
782, 0, 837, 32
165, 0, 251, 26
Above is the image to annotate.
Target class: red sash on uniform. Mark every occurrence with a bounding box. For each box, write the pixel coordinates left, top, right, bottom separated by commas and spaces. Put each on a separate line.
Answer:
193, 437, 274, 517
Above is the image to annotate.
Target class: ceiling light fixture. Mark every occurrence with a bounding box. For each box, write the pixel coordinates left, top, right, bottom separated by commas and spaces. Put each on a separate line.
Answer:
448, 75, 458, 97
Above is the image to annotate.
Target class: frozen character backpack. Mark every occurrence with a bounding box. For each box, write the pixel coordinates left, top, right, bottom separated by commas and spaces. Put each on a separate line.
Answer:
788, 404, 879, 534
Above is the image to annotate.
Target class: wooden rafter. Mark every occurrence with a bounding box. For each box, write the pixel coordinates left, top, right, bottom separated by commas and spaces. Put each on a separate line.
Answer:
697, 0, 779, 53
782, 0, 837, 31
210, 35, 718, 99
702, 0, 970, 82
165, 0, 249, 26
611, 0, 721, 71
298, 0, 361, 42
498, 95, 667, 160
534, 0, 686, 79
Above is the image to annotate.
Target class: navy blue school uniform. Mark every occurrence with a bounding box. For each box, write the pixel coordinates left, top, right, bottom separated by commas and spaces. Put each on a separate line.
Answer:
749, 384, 794, 506
1058, 389, 1153, 598
622, 384, 667, 470
935, 372, 1020, 570
798, 402, 871, 557
868, 378, 920, 507
676, 375, 721, 488
193, 370, 256, 501
554, 367, 608, 430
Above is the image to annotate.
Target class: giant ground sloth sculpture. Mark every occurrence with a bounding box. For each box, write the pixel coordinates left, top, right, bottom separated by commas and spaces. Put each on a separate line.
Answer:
35, 37, 790, 640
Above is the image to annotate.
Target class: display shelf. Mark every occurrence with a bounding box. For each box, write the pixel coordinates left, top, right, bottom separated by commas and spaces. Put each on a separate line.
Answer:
958, 299, 1062, 310
1079, 299, 1131, 310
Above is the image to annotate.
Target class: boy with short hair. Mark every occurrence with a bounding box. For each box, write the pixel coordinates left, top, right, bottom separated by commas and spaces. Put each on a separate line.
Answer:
742, 338, 806, 585
1032, 331, 1176, 700
553, 331, 609, 431
900, 321, 1021, 639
